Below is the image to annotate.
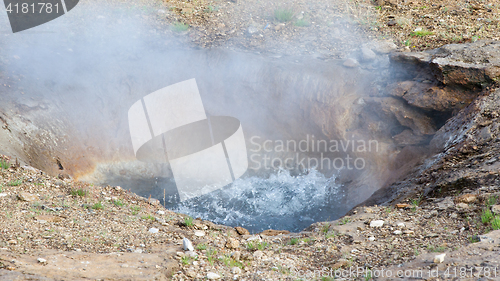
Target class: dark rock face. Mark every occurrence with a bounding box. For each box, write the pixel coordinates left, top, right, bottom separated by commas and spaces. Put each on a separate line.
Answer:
361, 87, 500, 207
359, 41, 500, 207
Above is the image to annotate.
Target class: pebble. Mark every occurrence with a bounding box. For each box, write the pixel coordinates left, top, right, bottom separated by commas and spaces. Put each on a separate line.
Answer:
253, 250, 264, 259
491, 205, 500, 214
231, 267, 241, 274
37, 258, 47, 264
434, 253, 446, 263
368, 236, 376, 242
156, 210, 165, 215
393, 230, 402, 235
370, 220, 384, 228
207, 272, 221, 279
231, 251, 241, 261
17, 192, 38, 202
226, 238, 240, 249
186, 251, 198, 258
148, 228, 159, 234
397, 222, 405, 228
183, 238, 195, 251
194, 231, 205, 237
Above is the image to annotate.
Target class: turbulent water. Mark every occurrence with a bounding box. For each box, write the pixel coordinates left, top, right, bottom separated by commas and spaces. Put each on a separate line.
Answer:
170, 169, 345, 233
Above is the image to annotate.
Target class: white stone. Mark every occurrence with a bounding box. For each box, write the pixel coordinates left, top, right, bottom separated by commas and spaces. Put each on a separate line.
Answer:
156, 210, 165, 215
246, 235, 262, 242
393, 230, 402, 235
37, 258, 47, 264
194, 231, 205, 237
397, 222, 405, 228
368, 236, 376, 242
186, 251, 198, 257
361, 47, 377, 61
148, 228, 159, 234
183, 238, 195, 251
434, 253, 446, 263
231, 267, 242, 274
207, 272, 221, 279
492, 205, 500, 214
370, 220, 384, 228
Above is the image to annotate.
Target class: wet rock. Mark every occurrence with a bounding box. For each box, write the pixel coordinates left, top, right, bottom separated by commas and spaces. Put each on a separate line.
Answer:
183, 238, 194, 251
17, 192, 37, 202
343, 58, 359, 68
235, 226, 250, 235
260, 229, 290, 236
361, 47, 377, 61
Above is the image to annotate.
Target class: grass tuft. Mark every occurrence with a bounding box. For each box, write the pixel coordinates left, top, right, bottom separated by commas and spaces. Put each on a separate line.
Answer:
0, 159, 10, 170
70, 188, 87, 197
411, 30, 434, 37
294, 18, 310, 27
172, 22, 189, 32
274, 8, 294, 23
184, 216, 194, 227
91, 201, 104, 210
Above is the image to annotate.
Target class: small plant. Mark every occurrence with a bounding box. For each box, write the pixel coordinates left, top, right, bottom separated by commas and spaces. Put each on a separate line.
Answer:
486, 195, 498, 207
482, 208, 494, 224
172, 22, 189, 32
294, 18, 310, 27
468, 235, 480, 243
492, 216, 500, 230
472, 35, 481, 42
325, 231, 336, 239
141, 214, 155, 221
0, 159, 10, 170
340, 217, 351, 225
207, 248, 217, 265
204, 5, 219, 13
70, 188, 87, 197
246, 241, 269, 251
403, 39, 411, 46
130, 206, 140, 215
375, 6, 382, 10
196, 243, 207, 250
427, 245, 446, 252
113, 200, 124, 207
181, 256, 192, 265
8, 180, 22, 186
184, 216, 194, 227
274, 8, 294, 23
288, 238, 299, 245
411, 30, 433, 37
92, 201, 104, 210
321, 223, 330, 234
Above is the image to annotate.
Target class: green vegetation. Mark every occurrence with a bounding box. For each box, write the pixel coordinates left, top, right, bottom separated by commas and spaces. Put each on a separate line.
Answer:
294, 18, 310, 27
70, 188, 87, 197
8, 179, 22, 186
274, 8, 294, 23
491, 216, 500, 230
203, 5, 219, 13
482, 208, 494, 224
411, 29, 434, 37
207, 248, 217, 265
340, 217, 351, 225
130, 206, 140, 215
172, 22, 189, 32
427, 245, 446, 252
184, 216, 194, 227
0, 159, 10, 170
246, 241, 269, 251
113, 199, 124, 207
141, 214, 155, 221
196, 243, 207, 250
91, 201, 104, 210
219, 255, 243, 268
288, 238, 299, 245
321, 223, 330, 234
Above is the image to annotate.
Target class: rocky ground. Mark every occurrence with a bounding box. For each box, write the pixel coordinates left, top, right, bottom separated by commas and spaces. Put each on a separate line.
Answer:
0, 154, 499, 280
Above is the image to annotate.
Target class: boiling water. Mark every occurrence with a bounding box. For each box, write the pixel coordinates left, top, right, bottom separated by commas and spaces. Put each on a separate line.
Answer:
170, 169, 346, 233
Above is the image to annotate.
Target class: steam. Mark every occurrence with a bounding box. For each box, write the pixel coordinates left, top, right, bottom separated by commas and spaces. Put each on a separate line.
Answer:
0, 0, 392, 230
